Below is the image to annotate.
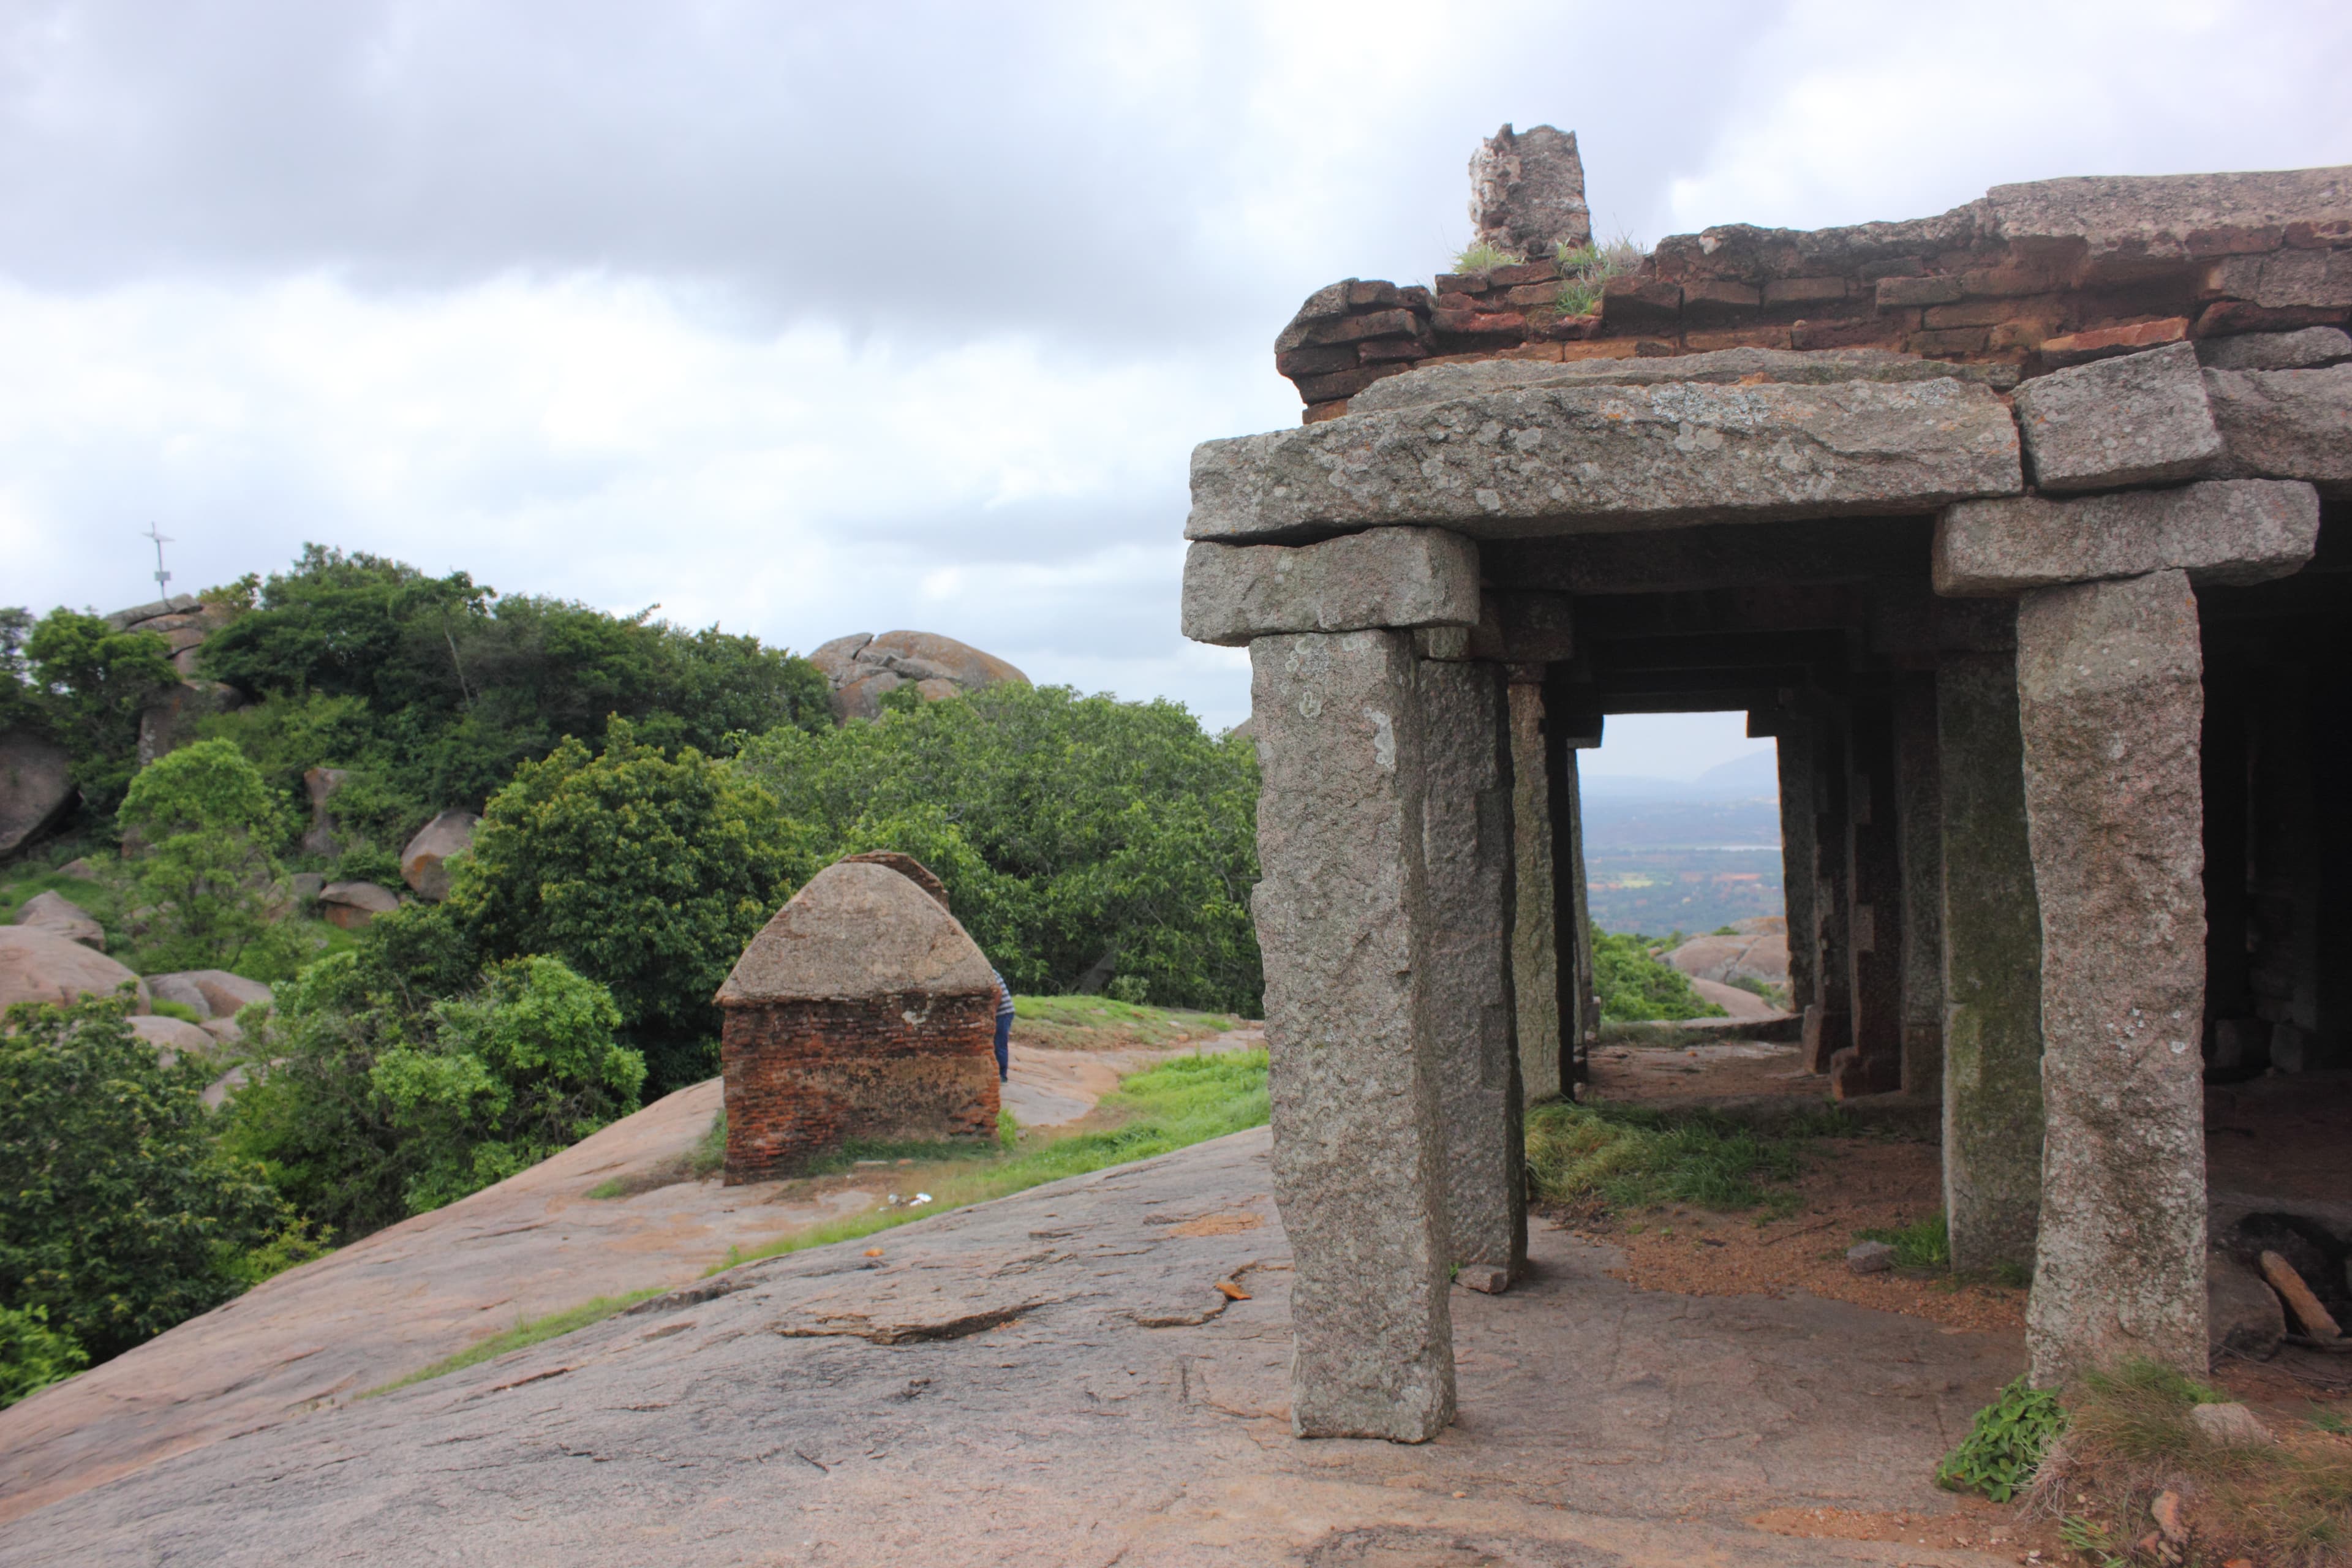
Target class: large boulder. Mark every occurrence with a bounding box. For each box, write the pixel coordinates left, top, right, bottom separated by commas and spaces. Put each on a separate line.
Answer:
15, 890, 104, 951
809, 631, 1029, 723
147, 970, 273, 1022
0, 926, 148, 1010
129, 1013, 222, 1067
0, 729, 76, 857
317, 881, 401, 930
1662, 931, 1790, 987
400, 811, 478, 902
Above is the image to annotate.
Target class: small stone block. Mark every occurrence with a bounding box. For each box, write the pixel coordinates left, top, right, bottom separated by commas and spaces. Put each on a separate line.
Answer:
1431, 309, 1528, 337
1934, 479, 2318, 596
1455, 1264, 1509, 1295
1763, 276, 1848, 306
1877, 274, 1966, 307
1846, 1241, 1896, 1274
1182, 528, 1481, 647
2013, 341, 2222, 491
2038, 316, 2192, 368
2196, 326, 2352, 370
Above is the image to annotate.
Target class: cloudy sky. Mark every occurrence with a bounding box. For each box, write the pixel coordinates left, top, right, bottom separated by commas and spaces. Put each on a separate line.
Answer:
4, 0, 2347, 768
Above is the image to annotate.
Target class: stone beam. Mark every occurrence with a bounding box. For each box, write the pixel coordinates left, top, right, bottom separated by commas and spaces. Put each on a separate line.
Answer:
1250, 630, 1456, 1439
1938, 653, 2046, 1275
2206, 365, 2352, 486
1420, 662, 1526, 1286
2016, 571, 2208, 1384
1182, 528, 1480, 647
2011, 342, 2222, 492
1187, 379, 2023, 544
1489, 518, 1935, 596
1506, 677, 1563, 1107
1934, 480, 2320, 597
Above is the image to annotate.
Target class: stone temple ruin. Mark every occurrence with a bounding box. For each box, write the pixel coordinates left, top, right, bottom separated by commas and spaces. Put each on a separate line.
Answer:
1183, 127, 2352, 1441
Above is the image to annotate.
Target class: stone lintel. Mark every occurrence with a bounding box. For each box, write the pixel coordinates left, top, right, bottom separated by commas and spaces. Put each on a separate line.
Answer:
1182, 528, 1479, 647
1186, 378, 2022, 545
1249, 630, 1457, 1441
2016, 571, 2207, 1384
2012, 342, 2222, 492
1934, 480, 2318, 597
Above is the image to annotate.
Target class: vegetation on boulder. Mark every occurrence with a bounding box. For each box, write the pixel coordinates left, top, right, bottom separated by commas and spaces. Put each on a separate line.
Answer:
1590, 925, 1726, 1022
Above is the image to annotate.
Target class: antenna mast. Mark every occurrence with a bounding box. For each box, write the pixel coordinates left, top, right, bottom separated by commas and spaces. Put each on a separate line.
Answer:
141, 522, 174, 599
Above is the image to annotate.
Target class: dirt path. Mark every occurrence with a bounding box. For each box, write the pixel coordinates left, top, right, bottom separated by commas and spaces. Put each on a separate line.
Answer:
0, 1025, 1262, 1525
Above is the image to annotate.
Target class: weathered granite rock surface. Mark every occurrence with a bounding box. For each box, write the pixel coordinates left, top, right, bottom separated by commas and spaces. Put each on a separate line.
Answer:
1934, 479, 2320, 595
1189, 377, 2022, 542
0, 729, 75, 856
1936, 653, 2045, 1276
14, 889, 102, 951
2208, 1251, 2286, 1360
2011, 342, 2222, 492
2016, 571, 2208, 1384
1250, 630, 1454, 1440
717, 860, 995, 1005
2204, 365, 2352, 484
1984, 165, 2352, 263
0, 1121, 2026, 1568
2197, 326, 2352, 370
0, 926, 146, 1010
317, 880, 401, 929
1417, 661, 1525, 1282
399, 810, 478, 901
129, 1013, 220, 1065
300, 766, 349, 858
146, 969, 273, 1021
1506, 681, 1562, 1107
1180, 528, 1479, 647
2207, 247, 2352, 309
810, 631, 1030, 723
1469, 123, 1590, 258
1349, 347, 2014, 415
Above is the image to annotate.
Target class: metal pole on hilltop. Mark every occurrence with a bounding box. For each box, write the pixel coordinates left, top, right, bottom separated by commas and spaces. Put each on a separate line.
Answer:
142, 522, 174, 599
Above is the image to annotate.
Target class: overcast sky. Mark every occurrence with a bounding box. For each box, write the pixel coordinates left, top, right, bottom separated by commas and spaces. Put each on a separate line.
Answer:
5, 0, 2348, 768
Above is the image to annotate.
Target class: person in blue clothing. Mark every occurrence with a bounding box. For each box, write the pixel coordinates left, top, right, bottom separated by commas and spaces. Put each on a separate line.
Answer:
991, 968, 1016, 1082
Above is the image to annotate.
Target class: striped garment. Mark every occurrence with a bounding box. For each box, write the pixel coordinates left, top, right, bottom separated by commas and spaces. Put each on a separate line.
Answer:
991, 969, 1016, 1019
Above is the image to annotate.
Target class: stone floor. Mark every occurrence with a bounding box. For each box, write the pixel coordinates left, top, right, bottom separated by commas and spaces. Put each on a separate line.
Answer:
2, 1126, 2028, 1567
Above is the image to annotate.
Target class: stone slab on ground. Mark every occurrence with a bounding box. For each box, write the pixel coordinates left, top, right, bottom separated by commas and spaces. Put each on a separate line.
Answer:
1933, 478, 2319, 595
1188, 377, 2023, 542
2011, 341, 2221, 492
0, 1125, 2026, 1568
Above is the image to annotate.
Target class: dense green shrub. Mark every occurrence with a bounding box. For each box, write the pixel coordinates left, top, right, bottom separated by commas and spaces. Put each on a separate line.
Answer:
222, 932, 642, 1236
734, 683, 1260, 1015
2, 608, 178, 821
1591, 926, 1725, 1022
0, 1303, 88, 1409
445, 722, 809, 1093
0, 997, 308, 1363
116, 739, 301, 977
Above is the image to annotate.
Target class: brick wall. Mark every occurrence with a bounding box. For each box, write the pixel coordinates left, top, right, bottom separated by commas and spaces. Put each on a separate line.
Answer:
721, 991, 999, 1183
1278, 205, 2352, 421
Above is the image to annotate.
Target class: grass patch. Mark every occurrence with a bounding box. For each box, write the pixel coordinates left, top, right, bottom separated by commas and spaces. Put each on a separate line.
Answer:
586, 1108, 728, 1199
708, 1047, 1269, 1275
1857, 1212, 1951, 1272
1554, 234, 1643, 317
1525, 1100, 1809, 1218
360, 1287, 662, 1397
2027, 1357, 2352, 1564
1009, 993, 1240, 1050
1451, 239, 1523, 273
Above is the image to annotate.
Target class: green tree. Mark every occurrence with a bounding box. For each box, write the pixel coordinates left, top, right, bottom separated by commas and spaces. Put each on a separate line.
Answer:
0, 1304, 88, 1409
447, 722, 810, 1094
0, 997, 303, 1363
117, 739, 297, 976
13, 609, 178, 818
735, 684, 1261, 1013
222, 927, 642, 1235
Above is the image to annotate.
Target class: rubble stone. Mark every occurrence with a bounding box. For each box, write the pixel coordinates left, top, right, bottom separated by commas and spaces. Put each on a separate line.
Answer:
1418, 661, 1524, 1284
1934, 479, 2320, 596
2196, 326, 2352, 370
1250, 630, 1454, 1442
1188, 377, 2022, 543
2204, 365, 2352, 484
1469, 124, 1589, 260
1846, 1241, 1896, 1274
1180, 528, 1480, 647
2189, 1401, 2275, 1447
2011, 343, 2222, 492
2016, 570, 2208, 1385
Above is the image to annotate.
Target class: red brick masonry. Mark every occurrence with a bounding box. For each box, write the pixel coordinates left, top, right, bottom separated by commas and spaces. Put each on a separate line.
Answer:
721, 991, 1000, 1182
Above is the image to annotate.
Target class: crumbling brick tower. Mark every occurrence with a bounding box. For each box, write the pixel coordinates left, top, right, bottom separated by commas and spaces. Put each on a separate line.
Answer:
1192, 125, 2350, 1441
716, 857, 1001, 1182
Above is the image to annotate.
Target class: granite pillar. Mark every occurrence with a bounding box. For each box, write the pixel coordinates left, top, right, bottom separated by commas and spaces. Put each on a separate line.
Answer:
1507, 676, 1563, 1106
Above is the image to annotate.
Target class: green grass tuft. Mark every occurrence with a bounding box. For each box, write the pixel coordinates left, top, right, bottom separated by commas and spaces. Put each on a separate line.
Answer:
1525, 1100, 1810, 1216
1857, 1212, 1951, 1272
361, 1288, 662, 1398
1452, 240, 1523, 273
